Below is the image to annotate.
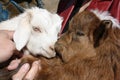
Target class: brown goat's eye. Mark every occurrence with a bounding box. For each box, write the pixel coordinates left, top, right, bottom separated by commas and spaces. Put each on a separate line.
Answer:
33, 27, 41, 32
76, 31, 84, 36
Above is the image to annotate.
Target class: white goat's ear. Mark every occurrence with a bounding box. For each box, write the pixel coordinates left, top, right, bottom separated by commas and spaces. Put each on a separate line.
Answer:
52, 14, 63, 32
14, 12, 32, 51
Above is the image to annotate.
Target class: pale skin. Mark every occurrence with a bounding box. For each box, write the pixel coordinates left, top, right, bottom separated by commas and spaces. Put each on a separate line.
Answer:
0, 30, 40, 80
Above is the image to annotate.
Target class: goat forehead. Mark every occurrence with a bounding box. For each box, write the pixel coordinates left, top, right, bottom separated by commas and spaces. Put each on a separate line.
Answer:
31, 15, 52, 26
30, 11, 52, 26
31, 16, 59, 32
30, 32, 57, 42
29, 7, 50, 15
69, 13, 99, 33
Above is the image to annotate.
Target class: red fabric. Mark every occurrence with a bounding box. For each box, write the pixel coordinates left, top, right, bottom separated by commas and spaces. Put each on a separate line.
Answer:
59, 6, 75, 33
57, 0, 120, 33
57, 0, 70, 14
87, 0, 120, 22
57, 0, 76, 33
109, 0, 120, 22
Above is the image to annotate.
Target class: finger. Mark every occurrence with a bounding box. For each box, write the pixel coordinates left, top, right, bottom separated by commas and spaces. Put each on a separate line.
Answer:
5, 30, 14, 40
12, 63, 30, 80
9, 40, 16, 51
0, 30, 14, 39
24, 61, 41, 80
7, 59, 21, 70
7, 31, 14, 39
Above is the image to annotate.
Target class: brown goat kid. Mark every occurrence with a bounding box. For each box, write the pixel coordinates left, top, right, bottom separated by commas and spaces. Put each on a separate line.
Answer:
0, 10, 120, 80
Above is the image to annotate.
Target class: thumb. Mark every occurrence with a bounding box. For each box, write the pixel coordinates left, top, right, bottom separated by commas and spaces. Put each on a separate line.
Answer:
7, 31, 14, 40
0, 30, 14, 40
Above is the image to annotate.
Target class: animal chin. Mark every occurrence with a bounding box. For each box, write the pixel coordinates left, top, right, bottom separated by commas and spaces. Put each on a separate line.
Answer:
39, 48, 56, 58
42, 52, 56, 58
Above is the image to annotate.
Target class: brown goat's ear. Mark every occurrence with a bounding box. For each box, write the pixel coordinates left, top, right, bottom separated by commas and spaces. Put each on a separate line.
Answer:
93, 20, 112, 47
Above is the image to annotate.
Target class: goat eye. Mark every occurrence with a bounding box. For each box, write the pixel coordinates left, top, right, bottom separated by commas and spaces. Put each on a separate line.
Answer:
33, 27, 41, 32
76, 31, 84, 36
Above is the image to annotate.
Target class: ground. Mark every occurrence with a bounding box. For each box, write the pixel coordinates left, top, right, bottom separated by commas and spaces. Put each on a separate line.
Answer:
42, 0, 60, 12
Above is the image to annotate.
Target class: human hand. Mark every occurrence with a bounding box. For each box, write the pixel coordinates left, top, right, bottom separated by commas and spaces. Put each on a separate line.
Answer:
0, 30, 15, 63
7, 59, 41, 80
0, 30, 41, 79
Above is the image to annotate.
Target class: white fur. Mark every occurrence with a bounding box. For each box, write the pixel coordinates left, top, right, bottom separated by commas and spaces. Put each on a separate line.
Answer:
0, 7, 63, 58
91, 9, 120, 28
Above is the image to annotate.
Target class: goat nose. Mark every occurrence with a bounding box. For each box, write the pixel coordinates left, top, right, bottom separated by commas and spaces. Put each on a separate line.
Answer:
49, 46, 54, 51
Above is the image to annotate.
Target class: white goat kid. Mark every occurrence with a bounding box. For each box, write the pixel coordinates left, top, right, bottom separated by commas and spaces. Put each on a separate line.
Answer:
0, 7, 63, 58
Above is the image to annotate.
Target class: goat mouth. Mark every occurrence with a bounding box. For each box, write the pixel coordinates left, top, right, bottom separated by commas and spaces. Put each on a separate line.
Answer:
55, 48, 60, 55
55, 47, 63, 59
40, 48, 56, 58
55, 45, 67, 62
55, 44, 65, 55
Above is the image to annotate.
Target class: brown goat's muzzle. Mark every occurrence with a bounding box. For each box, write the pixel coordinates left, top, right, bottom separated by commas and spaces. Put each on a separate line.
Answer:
55, 41, 64, 55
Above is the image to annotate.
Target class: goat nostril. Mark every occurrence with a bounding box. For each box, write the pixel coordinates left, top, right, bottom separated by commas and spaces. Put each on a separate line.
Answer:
49, 46, 54, 51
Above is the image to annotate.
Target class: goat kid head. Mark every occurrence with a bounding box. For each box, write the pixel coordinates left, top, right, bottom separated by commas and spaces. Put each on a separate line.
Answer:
13, 7, 63, 58
55, 10, 119, 62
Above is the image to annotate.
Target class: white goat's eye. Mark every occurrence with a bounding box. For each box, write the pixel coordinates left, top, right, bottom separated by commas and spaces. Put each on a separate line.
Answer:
33, 27, 41, 32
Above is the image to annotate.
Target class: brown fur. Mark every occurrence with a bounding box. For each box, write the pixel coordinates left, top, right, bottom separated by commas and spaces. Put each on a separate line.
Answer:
1, 10, 120, 80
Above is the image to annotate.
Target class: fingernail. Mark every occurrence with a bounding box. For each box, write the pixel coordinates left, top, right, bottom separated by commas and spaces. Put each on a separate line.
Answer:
7, 65, 12, 70
7, 63, 17, 70
23, 63, 30, 70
